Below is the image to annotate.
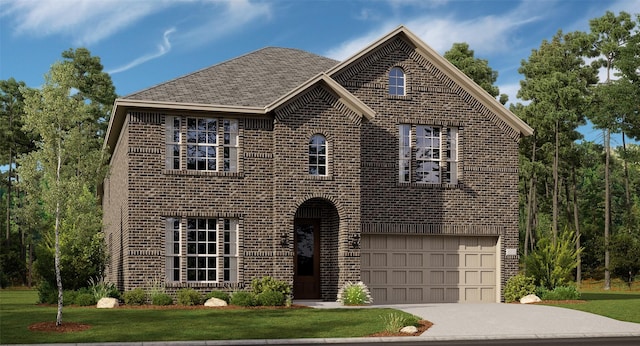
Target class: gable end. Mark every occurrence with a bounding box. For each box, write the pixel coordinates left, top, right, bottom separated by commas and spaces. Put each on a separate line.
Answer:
274, 85, 363, 125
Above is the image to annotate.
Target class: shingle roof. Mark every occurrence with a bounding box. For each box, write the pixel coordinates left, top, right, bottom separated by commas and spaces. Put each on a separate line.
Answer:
124, 47, 339, 108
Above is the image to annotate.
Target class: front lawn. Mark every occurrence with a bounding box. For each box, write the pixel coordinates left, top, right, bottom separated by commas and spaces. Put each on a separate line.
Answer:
543, 290, 640, 323
0, 289, 419, 344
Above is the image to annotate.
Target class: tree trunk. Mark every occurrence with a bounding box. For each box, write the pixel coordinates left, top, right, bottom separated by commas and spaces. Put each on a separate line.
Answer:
622, 132, 631, 232
572, 166, 581, 287
55, 140, 63, 326
525, 138, 538, 258
604, 129, 611, 291
552, 119, 559, 244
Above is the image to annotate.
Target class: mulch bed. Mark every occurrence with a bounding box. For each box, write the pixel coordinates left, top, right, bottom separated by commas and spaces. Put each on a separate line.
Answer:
29, 321, 91, 333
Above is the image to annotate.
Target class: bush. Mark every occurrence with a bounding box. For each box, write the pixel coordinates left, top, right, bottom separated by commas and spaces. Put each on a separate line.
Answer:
230, 291, 256, 307
63, 290, 79, 306
37, 281, 58, 304
525, 228, 580, 289
380, 312, 418, 333
251, 276, 291, 298
177, 288, 202, 306
256, 289, 285, 306
152, 293, 174, 306
123, 288, 147, 305
539, 285, 581, 300
88, 277, 120, 301
337, 281, 372, 305
75, 293, 97, 306
503, 274, 536, 303
205, 290, 230, 303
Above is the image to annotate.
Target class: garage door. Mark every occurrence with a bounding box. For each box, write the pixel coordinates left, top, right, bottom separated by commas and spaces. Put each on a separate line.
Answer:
361, 235, 497, 304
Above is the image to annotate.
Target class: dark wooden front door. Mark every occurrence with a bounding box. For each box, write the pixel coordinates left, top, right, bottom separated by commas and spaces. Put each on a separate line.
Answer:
293, 219, 320, 299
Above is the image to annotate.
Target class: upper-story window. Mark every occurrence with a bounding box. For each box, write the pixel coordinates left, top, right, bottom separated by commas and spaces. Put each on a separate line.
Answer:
399, 124, 459, 184
165, 116, 238, 172
309, 134, 327, 176
389, 67, 406, 96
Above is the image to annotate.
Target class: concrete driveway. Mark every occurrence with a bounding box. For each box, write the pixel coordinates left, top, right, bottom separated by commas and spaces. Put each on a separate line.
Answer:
302, 301, 640, 341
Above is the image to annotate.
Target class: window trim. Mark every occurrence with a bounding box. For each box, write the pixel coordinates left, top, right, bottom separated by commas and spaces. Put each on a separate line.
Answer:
309, 134, 328, 176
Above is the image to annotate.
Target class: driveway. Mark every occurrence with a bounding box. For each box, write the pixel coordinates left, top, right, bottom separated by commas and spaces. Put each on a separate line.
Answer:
302, 301, 640, 340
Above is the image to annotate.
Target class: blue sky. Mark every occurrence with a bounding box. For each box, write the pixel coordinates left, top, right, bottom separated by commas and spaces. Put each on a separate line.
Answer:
1, 0, 639, 146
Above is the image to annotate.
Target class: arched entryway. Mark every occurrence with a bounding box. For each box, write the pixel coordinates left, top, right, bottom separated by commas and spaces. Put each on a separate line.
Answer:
293, 198, 339, 300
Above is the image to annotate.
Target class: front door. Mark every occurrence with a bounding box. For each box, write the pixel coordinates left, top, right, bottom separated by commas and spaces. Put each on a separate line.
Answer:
293, 219, 320, 299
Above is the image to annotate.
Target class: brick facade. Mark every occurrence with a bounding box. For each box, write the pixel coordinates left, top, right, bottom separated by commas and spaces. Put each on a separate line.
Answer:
102, 27, 528, 302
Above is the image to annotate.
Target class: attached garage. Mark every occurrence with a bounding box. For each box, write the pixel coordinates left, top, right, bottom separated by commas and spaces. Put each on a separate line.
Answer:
361, 234, 499, 304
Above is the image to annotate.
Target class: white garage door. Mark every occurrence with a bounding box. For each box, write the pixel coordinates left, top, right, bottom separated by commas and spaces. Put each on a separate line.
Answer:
361, 235, 498, 304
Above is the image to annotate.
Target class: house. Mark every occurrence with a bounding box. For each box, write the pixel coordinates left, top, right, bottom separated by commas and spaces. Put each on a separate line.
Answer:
102, 26, 533, 304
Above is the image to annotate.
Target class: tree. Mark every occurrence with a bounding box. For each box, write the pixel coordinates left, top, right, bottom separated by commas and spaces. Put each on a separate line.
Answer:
517, 30, 597, 245
20, 62, 108, 326
525, 228, 581, 289
444, 42, 508, 104
585, 11, 637, 290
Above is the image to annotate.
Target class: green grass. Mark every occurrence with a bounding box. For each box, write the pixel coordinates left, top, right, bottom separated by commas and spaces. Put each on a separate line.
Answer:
543, 290, 640, 323
0, 289, 418, 344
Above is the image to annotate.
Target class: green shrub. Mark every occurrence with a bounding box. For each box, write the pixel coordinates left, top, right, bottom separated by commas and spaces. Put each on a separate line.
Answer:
256, 289, 285, 306
230, 291, 256, 307
123, 288, 147, 305
205, 290, 230, 303
152, 293, 174, 306
63, 290, 78, 306
540, 285, 581, 300
75, 293, 97, 306
37, 281, 58, 304
337, 281, 372, 305
177, 288, 202, 306
251, 276, 291, 298
525, 228, 581, 289
88, 277, 120, 300
380, 312, 418, 333
503, 274, 536, 303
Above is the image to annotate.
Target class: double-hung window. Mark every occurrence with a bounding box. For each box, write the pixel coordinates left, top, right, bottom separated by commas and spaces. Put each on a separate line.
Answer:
166, 116, 238, 172
399, 124, 459, 184
166, 217, 239, 283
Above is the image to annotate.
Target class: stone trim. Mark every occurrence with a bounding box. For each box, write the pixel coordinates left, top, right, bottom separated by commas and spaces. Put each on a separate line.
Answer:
362, 223, 505, 236
162, 169, 244, 178
244, 152, 274, 159
464, 166, 519, 173
129, 111, 163, 124
129, 147, 162, 154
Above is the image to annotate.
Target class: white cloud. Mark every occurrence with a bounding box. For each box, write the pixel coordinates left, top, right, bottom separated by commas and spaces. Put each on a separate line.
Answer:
0, 0, 169, 45
324, 0, 543, 61
108, 28, 176, 75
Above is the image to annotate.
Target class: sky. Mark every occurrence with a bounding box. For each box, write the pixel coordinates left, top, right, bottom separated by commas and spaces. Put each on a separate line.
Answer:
1, 0, 639, 146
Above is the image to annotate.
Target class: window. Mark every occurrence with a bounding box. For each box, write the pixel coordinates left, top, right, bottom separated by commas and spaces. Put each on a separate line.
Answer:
166, 116, 238, 172
166, 217, 239, 283
309, 134, 327, 175
389, 67, 406, 96
166, 218, 181, 281
399, 124, 459, 184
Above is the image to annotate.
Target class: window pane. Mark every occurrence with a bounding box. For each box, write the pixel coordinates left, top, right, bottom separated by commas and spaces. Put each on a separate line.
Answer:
208, 243, 217, 254
208, 270, 216, 281
198, 257, 206, 268
187, 230, 196, 241
187, 257, 196, 268
187, 243, 196, 254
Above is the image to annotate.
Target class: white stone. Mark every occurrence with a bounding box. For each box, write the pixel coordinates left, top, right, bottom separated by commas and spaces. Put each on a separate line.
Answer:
400, 326, 418, 334
97, 297, 119, 309
520, 294, 542, 304
204, 297, 228, 307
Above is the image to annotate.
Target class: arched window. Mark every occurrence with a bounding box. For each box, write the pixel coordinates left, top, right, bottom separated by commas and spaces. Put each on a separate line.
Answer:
309, 134, 327, 175
389, 67, 406, 96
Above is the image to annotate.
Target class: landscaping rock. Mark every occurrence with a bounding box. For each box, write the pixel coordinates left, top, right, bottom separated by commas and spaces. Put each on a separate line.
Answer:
520, 294, 542, 304
204, 297, 228, 307
97, 297, 119, 309
400, 326, 418, 334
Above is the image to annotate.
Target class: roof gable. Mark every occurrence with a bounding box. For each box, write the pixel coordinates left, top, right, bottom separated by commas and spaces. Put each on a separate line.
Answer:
326, 26, 533, 137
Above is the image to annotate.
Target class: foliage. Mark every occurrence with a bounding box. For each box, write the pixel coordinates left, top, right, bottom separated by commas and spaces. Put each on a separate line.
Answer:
75, 293, 97, 306
205, 290, 230, 303
250, 276, 291, 298
88, 277, 120, 301
525, 228, 581, 289
230, 291, 257, 307
503, 274, 536, 303
610, 231, 640, 286
256, 290, 285, 306
176, 288, 202, 306
379, 312, 418, 333
123, 288, 147, 306
152, 293, 174, 306
337, 281, 372, 305
444, 42, 507, 104
37, 281, 58, 304
62, 290, 78, 306
537, 285, 581, 300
